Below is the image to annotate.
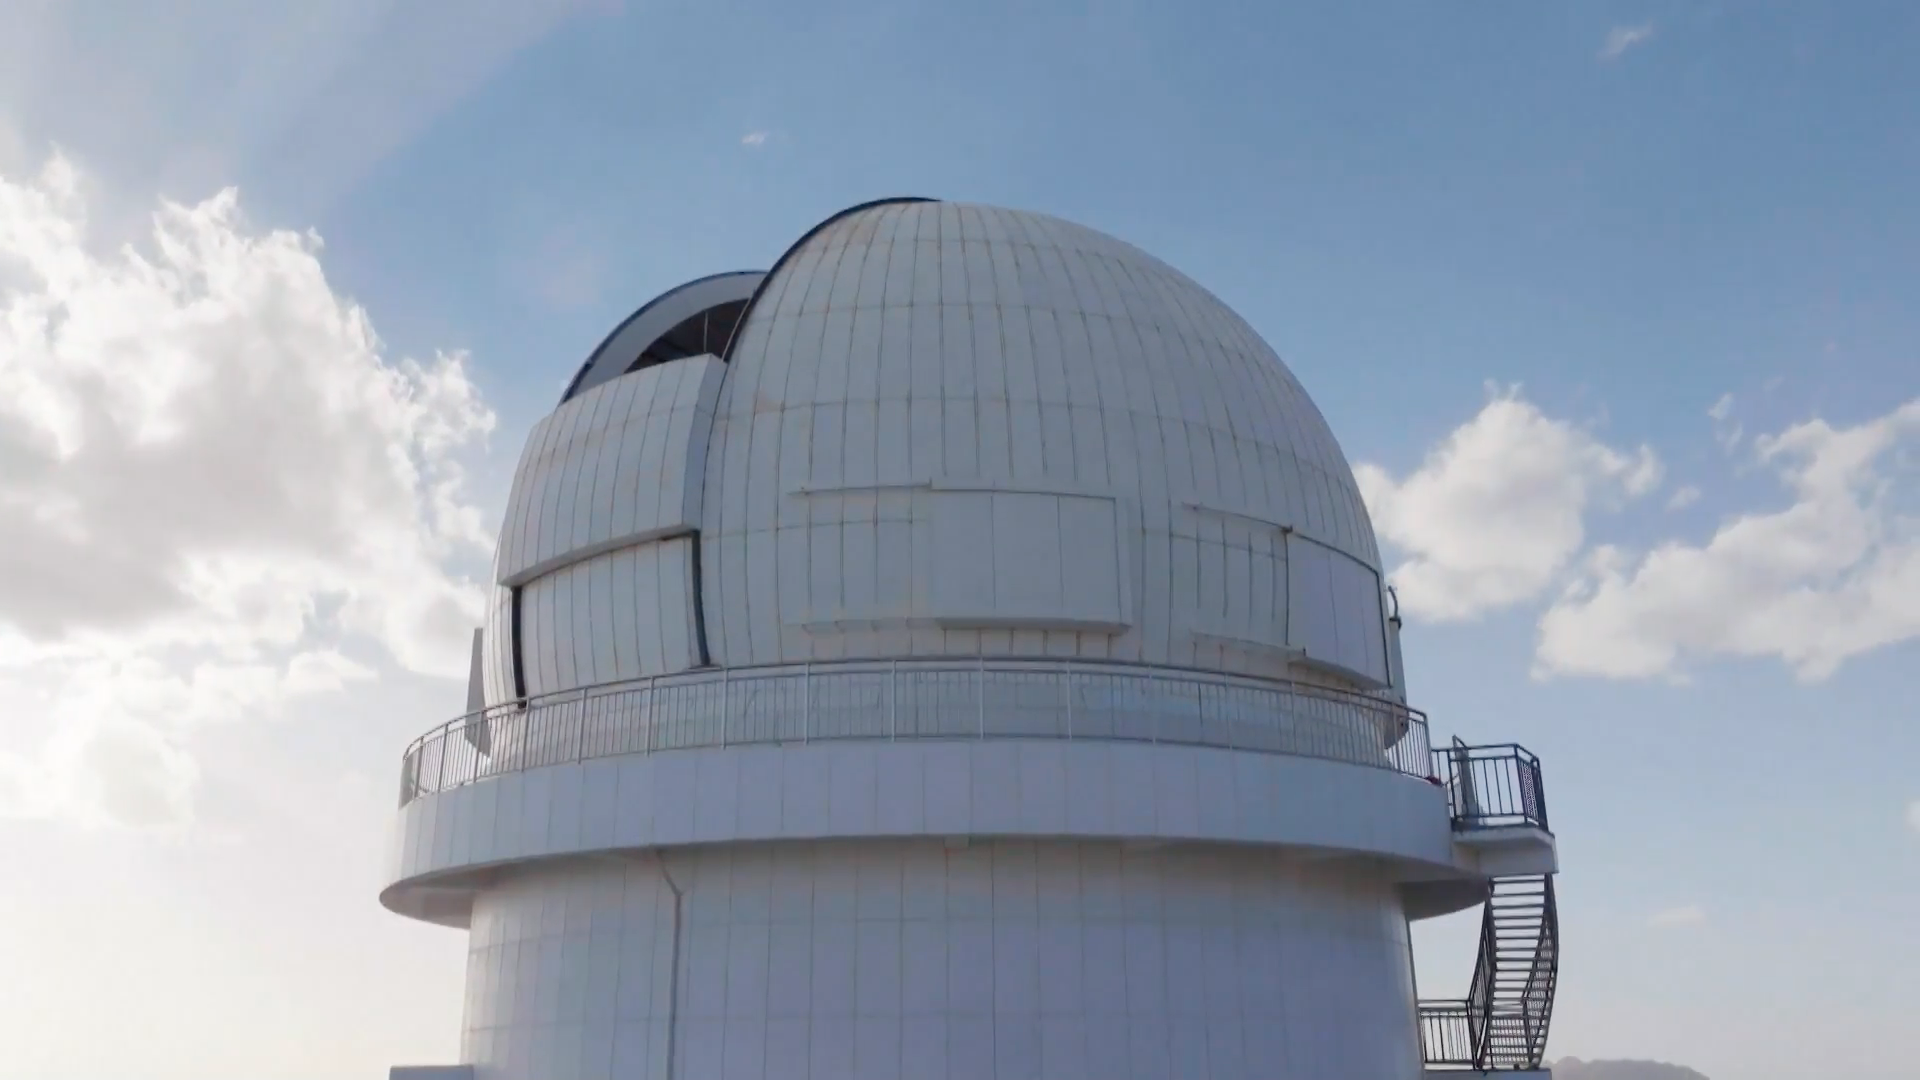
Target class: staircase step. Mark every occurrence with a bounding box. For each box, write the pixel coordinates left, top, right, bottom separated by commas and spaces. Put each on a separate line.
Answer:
1427, 875, 1557, 1072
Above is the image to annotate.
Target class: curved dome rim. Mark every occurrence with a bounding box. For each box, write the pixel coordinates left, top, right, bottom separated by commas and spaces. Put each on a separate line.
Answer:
717, 197, 939, 364
559, 268, 767, 406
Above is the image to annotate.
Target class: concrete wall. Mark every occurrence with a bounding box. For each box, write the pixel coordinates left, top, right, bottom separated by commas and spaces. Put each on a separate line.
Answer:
457, 841, 1424, 1080
383, 740, 1464, 922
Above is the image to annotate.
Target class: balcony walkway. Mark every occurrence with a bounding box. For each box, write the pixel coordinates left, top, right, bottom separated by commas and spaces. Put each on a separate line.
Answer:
400, 657, 1434, 806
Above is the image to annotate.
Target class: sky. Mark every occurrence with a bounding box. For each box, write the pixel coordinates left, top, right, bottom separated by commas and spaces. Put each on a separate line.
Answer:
1, 1, 1916, 1077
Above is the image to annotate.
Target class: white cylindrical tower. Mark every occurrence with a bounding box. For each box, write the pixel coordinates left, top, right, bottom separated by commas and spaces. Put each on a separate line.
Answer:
383, 200, 1559, 1080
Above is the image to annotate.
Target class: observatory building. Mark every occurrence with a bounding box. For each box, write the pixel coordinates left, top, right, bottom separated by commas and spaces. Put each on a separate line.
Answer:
383, 199, 1561, 1079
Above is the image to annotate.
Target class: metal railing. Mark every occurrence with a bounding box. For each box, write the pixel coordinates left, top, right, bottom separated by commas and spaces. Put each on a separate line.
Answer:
1420, 872, 1560, 1070
1416, 1000, 1477, 1067
398, 657, 1433, 805
1512, 876, 1560, 1065
1433, 742, 1549, 831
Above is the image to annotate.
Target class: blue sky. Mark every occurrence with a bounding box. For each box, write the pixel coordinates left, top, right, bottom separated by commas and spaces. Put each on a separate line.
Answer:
1, 3, 1916, 1078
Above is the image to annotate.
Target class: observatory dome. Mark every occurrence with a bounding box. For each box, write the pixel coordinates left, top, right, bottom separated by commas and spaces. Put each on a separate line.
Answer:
481, 198, 1402, 708
388, 198, 1566, 1080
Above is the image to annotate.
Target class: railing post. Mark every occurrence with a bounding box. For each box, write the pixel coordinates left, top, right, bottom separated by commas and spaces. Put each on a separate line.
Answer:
646, 679, 658, 754
802, 663, 811, 743
1063, 662, 1073, 738
571, 695, 585, 764
435, 727, 449, 794
515, 699, 527, 770
888, 660, 897, 740
977, 655, 986, 739
1533, 755, 1544, 827
720, 667, 731, 748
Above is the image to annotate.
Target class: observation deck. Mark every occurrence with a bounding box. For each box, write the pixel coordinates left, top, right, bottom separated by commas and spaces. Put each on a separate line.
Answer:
386, 659, 1559, 1075
385, 658, 1554, 905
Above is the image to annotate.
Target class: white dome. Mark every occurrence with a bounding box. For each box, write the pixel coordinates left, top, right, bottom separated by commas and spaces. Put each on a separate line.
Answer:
481, 199, 1399, 706
703, 200, 1389, 680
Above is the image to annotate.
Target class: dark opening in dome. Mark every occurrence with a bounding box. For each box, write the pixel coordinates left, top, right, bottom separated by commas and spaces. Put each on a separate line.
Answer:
625, 299, 748, 375
558, 270, 765, 405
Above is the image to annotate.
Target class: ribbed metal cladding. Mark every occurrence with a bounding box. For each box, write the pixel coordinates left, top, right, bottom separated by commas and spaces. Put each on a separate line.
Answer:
701, 200, 1390, 685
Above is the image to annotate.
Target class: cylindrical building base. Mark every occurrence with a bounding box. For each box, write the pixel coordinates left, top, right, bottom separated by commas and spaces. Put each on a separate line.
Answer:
460, 839, 1421, 1079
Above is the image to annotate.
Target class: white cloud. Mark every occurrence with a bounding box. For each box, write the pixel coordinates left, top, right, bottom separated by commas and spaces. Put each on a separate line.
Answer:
1600, 24, 1655, 61
0, 152, 495, 828
1537, 399, 1920, 681
1708, 392, 1743, 451
740, 131, 769, 147
1648, 904, 1706, 928
1355, 386, 1662, 622
1906, 799, 1920, 835
61, 720, 200, 829
1666, 485, 1701, 510
0, 701, 201, 830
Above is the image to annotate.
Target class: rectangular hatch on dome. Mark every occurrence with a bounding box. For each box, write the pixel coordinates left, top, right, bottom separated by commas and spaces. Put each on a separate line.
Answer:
925, 485, 1131, 633
1285, 532, 1392, 687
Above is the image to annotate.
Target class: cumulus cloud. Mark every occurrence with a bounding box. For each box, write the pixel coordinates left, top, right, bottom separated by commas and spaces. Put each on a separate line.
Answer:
1666, 485, 1701, 510
1599, 24, 1655, 61
0, 153, 494, 828
1537, 399, 1920, 681
1647, 904, 1706, 929
1355, 386, 1662, 621
740, 131, 769, 147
